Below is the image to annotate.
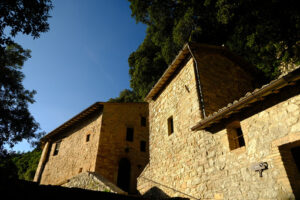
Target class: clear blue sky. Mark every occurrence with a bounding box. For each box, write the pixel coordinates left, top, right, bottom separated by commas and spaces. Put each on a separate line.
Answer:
9, 0, 146, 152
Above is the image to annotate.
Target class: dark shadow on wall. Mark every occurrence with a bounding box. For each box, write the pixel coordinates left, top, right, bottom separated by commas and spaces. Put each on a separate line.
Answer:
142, 187, 189, 200
117, 158, 131, 192
278, 141, 300, 199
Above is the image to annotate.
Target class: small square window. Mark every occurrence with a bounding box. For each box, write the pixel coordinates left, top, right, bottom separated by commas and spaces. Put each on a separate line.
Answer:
168, 116, 174, 135
86, 134, 90, 142
141, 116, 146, 127
140, 141, 146, 152
126, 128, 134, 141
227, 122, 245, 150
53, 141, 61, 156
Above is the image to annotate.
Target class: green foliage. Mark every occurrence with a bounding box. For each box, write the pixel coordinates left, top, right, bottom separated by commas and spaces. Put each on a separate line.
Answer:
103, 188, 111, 192
0, 154, 18, 181
11, 148, 42, 181
0, 148, 42, 181
128, 35, 167, 99
127, 0, 300, 100
108, 89, 141, 102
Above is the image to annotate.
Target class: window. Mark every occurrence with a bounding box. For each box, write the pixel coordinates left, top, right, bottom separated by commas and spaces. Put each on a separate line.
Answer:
53, 141, 61, 156
227, 122, 245, 150
168, 116, 174, 135
141, 116, 146, 127
79, 168, 83, 173
86, 134, 90, 142
140, 141, 146, 152
126, 128, 134, 141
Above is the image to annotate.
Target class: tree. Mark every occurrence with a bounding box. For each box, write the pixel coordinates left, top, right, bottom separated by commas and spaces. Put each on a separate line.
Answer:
0, 0, 53, 155
11, 147, 42, 181
128, 0, 300, 99
108, 89, 141, 103
0, 43, 40, 155
0, 0, 53, 49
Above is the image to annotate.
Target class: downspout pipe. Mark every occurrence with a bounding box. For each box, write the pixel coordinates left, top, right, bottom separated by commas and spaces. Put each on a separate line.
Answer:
187, 43, 206, 118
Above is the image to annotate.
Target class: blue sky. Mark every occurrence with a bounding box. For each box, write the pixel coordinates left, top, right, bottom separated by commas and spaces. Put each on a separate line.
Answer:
9, 0, 146, 152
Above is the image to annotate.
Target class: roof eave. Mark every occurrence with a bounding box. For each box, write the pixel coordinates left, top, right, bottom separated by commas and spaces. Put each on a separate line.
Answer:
41, 102, 103, 142
144, 43, 191, 102
191, 67, 300, 131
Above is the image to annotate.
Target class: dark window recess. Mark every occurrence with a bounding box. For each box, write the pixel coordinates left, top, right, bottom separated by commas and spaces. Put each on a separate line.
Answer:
125, 147, 130, 153
53, 141, 61, 156
227, 126, 245, 150
86, 134, 90, 142
168, 116, 174, 135
291, 146, 300, 172
236, 128, 245, 147
141, 117, 146, 127
126, 128, 134, 141
140, 141, 146, 152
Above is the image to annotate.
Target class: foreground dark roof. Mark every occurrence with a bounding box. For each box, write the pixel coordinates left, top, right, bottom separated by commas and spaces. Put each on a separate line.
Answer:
191, 67, 300, 131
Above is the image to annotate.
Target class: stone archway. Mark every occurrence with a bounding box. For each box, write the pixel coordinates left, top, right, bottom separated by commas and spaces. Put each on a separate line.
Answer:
117, 158, 131, 192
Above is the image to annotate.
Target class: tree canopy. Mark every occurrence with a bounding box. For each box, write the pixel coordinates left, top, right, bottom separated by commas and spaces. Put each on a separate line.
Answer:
123, 0, 300, 100
108, 89, 141, 103
0, 0, 52, 49
0, 0, 53, 155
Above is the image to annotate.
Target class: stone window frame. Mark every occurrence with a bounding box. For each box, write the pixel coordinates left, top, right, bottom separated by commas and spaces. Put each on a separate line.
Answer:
53, 140, 61, 156
226, 121, 246, 151
168, 116, 174, 136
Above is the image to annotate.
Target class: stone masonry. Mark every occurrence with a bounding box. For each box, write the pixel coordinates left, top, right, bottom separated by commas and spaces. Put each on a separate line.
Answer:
34, 102, 149, 194
137, 43, 300, 199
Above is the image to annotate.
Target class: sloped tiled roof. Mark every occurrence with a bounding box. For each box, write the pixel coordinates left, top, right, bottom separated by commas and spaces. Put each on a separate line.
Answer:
144, 42, 262, 102
191, 67, 300, 131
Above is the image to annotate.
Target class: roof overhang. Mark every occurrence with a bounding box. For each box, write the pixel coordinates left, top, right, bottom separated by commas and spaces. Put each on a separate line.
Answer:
41, 102, 148, 143
191, 67, 300, 131
144, 43, 191, 102
144, 42, 261, 102
41, 102, 103, 142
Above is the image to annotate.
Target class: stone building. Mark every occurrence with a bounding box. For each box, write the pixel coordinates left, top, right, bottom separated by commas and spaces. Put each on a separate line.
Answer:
34, 102, 149, 194
137, 43, 300, 199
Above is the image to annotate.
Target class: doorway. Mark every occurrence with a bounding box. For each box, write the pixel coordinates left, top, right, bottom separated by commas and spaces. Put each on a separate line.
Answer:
117, 158, 131, 192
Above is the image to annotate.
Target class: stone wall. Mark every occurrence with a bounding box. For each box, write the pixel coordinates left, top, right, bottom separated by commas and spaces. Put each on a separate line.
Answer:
95, 103, 149, 193
138, 54, 300, 199
137, 58, 202, 199
39, 112, 102, 185
196, 54, 255, 116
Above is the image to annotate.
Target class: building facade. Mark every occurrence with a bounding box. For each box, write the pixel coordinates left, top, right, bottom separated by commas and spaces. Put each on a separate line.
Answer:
137, 43, 300, 199
34, 102, 149, 194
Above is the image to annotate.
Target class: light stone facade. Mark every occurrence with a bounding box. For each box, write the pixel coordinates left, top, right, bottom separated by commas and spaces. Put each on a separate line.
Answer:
34, 102, 149, 194
137, 43, 300, 199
